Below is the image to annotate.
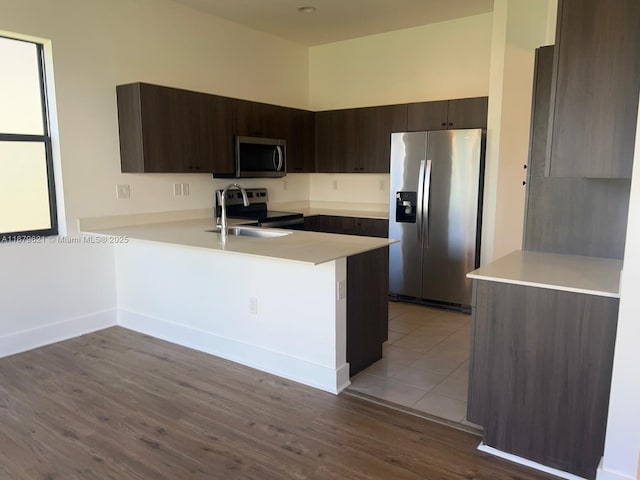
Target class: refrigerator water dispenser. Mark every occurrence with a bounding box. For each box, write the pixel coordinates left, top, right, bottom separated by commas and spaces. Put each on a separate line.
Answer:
395, 191, 417, 223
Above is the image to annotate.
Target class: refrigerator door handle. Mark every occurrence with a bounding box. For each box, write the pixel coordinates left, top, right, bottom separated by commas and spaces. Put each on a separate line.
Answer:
416, 159, 426, 244
423, 160, 433, 248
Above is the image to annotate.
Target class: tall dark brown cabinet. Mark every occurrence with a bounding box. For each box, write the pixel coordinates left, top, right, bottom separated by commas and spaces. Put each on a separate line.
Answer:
523, 46, 631, 259
547, 0, 640, 178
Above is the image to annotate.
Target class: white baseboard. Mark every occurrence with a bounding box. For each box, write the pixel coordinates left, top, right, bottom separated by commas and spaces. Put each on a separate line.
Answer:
477, 443, 587, 480
0, 309, 117, 358
118, 309, 345, 394
596, 457, 637, 480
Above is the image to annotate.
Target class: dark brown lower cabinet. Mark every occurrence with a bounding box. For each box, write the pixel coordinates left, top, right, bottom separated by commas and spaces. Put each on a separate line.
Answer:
303, 215, 388, 238
468, 280, 619, 479
347, 247, 389, 376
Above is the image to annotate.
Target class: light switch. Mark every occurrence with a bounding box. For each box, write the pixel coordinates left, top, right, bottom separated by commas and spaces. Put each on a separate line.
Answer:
173, 183, 182, 196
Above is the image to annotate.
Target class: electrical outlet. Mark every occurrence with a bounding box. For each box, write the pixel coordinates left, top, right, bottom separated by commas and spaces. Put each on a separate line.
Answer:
249, 297, 258, 315
173, 183, 182, 196
283, 179, 288, 191
181, 183, 190, 196
379, 179, 385, 191
337, 280, 346, 300
116, 184, 130, 199
332, 179, 338, 190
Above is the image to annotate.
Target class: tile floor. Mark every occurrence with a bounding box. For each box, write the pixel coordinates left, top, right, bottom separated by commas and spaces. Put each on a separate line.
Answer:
348, 301, 477, 427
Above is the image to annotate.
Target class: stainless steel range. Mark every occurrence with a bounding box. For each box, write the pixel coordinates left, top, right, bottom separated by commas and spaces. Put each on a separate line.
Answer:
215, 187, 304, 228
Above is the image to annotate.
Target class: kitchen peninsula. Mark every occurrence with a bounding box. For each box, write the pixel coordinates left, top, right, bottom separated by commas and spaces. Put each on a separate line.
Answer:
81, 213, 393, 394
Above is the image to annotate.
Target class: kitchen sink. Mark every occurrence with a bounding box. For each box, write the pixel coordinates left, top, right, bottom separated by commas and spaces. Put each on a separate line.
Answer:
206, 226, 291, 238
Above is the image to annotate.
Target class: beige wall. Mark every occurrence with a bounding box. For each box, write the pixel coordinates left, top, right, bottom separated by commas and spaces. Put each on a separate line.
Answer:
481, 0, 552, 264
307, 13, 493, 210
308, 13, 493, 111
1, 0, 310, 230
0, 0, 310, 343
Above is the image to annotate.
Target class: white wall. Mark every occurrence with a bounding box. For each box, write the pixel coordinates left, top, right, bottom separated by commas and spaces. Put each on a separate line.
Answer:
597, 94, 640, 480
116, 240, 349, 393
0, 0, 309, 351
481, 0, 551, 264
307, 13, 493, 211
308, 13, 493, 110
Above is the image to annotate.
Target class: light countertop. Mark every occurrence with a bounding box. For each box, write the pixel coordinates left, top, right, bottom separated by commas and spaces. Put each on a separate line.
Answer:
467, 250, 623, 298
81, 217, 393, 265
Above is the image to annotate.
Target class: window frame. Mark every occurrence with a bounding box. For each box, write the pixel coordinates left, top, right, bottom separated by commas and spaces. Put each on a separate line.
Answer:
0, 35, 58, 241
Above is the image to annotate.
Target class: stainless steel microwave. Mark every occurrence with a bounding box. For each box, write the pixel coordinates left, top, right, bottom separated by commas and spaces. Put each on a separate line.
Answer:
235, 136, 286, 178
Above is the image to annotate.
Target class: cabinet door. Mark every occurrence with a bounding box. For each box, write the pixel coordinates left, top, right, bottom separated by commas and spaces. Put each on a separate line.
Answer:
117, 83, 233, 173
468, 280, 619, 479
547, 0, 640, 178
446, 97, 488, 129
233, 99, 287, 138
355, 218, 389, 238
315, 110, 359, 173
407, 100, 449, 131
285, 108, 315, 173
523, 46, 630, 258
199, 92, 234, 175
357, 105, 407, 173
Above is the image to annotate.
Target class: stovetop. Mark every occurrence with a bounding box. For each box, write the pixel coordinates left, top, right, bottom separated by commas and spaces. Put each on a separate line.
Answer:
215, 187, 303, 224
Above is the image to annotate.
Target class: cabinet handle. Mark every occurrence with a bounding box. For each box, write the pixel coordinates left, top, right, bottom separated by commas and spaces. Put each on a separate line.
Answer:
523, 164, 528, 169
441, 122, 447, 127
188, 165, 201, 171
448, 122, 454, 126
522, 181, 527, 186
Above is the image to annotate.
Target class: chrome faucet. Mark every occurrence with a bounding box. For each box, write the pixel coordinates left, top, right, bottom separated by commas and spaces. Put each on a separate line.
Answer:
217, 183, 249, 236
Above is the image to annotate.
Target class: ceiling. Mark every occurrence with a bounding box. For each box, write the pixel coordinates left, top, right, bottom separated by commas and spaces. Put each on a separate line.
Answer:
171, 0, 494, 46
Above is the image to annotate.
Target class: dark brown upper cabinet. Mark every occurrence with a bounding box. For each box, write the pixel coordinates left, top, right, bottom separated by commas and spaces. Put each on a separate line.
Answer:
285, 108, 315, 173
116, 83, 233, 174
231, 99, 315, 173
408, 97, 488, 131
315, 104, 407, 173
546, 0, 640, 178
232, 99, 287, 139
315, 109, 359, 173
357, 105, 408, 172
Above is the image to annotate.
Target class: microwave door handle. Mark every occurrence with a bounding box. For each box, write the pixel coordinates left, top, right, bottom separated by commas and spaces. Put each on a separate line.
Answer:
276, 146, 283, 171
272, 148, 278, 171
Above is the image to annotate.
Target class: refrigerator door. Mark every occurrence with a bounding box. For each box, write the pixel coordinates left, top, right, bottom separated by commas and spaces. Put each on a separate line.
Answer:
421, 129, 482, 305
389, 132, 428, 297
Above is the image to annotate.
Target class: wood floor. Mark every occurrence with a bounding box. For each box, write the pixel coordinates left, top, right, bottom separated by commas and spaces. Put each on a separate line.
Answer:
0, 327, 558, 480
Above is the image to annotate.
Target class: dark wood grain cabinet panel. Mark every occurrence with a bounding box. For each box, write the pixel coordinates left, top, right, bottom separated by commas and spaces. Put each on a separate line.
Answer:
407, 100, 449, 131
547, 0, 640, 178
446, 97, 489, 129
304, 215, 388, 238
285, 108, 315, 173
315, 109, 359, 173
523, 46, 630, 259
468, 280, 619, 479
408, 97, 487, 131
315, 105, 407, 173
117, 83, 233, 174
357, 105, 408, 173
347, 247, 389, 375
232, 99, 288, 139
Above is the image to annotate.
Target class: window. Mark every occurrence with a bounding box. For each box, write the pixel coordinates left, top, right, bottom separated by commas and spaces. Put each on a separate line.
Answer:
0, 35, 57, 240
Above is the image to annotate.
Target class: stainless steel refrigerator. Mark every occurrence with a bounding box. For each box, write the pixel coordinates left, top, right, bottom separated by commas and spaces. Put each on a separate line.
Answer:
388, 129, 485, 308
